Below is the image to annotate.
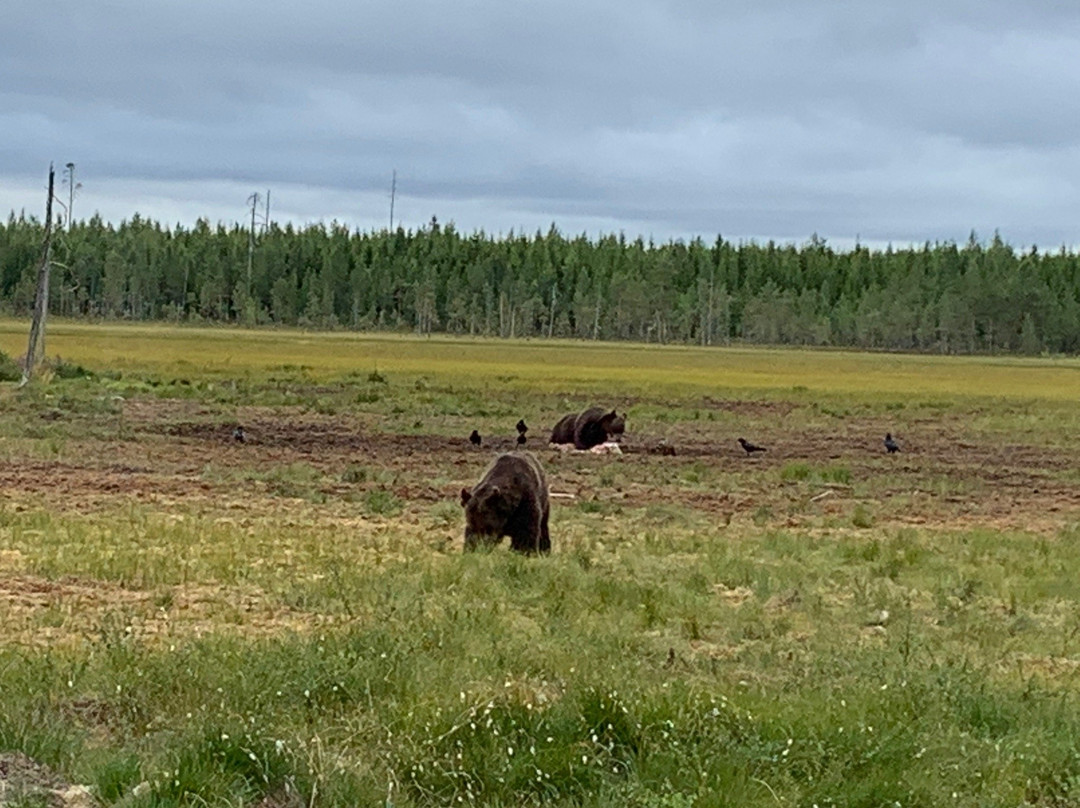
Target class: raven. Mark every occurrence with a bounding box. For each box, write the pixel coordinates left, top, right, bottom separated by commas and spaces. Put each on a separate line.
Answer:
516, 419, 528, 435
738, 437, 766, 455
469, 430, 482, 447
884, 433, 900, 454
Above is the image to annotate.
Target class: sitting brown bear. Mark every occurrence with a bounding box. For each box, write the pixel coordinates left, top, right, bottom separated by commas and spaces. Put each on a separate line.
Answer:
549, 407, 626, 450
460, 451, 550, 554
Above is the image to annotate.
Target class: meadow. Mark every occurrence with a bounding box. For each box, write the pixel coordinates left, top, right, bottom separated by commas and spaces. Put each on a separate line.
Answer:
1, 320, 1080, 806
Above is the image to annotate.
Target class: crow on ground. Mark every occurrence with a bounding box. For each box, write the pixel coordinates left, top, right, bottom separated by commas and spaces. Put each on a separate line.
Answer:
516, 419, 528, 435
738, 437, 766, 455
469, 430, 482, 447
232, 425, 246, 443
517, 433, 527, 446
884, 433, 900, 454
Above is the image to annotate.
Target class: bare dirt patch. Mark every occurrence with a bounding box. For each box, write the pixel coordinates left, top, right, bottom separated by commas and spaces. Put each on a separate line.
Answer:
1, 396, 1078, 536
0, 752, 94, 808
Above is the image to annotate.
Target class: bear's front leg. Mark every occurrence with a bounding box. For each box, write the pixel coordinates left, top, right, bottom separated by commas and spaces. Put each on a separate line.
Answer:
507, 509, 544, 555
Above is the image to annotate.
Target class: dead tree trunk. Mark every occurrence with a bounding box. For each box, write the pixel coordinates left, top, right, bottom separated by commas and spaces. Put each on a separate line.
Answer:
246, 192, 259, 298
547, 284, 557, 338
22, 164, 55, 386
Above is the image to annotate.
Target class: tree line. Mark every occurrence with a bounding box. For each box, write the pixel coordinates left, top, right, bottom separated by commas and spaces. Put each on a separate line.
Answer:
2, 211, 1079, 354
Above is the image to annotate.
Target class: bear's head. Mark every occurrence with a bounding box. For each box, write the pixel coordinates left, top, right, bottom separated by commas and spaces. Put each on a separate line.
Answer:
460, 483, 513, 549
600, 410, 626, 441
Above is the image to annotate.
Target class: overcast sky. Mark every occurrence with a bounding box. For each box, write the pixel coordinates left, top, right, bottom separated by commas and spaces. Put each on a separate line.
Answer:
4, 0, 1080, 248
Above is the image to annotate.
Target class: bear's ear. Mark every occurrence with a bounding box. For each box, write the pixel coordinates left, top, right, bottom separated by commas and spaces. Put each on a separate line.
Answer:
460, 488, 472, 506
608, 409, 617, 417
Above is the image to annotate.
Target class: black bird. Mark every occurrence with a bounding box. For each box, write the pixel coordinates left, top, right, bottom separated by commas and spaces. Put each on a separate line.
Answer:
884, 433, 900, 454
517, 433, 527, 446
469, 429, 482, 447
516, 419, 528, 435
738, 437, 766, 455
232, 425, 246, 444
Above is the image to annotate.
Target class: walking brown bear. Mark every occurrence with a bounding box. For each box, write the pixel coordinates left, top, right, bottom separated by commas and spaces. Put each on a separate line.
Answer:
460, 451, 550, 554
549, 407, 626, 450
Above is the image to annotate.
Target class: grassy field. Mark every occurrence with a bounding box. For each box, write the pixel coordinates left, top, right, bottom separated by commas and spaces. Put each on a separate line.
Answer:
1, 320, 1080, 806
7, 319, 1080, 401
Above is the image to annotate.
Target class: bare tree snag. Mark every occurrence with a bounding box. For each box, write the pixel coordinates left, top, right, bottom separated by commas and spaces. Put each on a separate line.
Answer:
389, 169, 396, 230
247, 191, 260, 297
21, 164, 55, 386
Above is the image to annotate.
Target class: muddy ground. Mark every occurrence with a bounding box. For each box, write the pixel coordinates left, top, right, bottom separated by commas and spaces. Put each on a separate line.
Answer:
1, 396, 1077, 535
1, 395, 1078, 651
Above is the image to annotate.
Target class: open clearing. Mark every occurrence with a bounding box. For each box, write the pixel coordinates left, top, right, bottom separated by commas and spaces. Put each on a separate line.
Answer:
3, 395, 1079, 537
2, 321, 1080, 807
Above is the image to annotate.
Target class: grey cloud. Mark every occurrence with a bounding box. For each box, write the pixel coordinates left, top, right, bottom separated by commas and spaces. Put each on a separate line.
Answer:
4, 0, 1080, 246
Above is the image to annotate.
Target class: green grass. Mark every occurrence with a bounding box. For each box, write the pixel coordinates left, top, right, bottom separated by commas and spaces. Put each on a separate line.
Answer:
780, 462, 852, 485
5, 525, 1080, 805
0, 321, 1079, 805
6, 318, 1080, 403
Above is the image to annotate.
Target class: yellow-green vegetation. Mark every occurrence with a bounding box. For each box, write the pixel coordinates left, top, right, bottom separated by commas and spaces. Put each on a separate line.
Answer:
5, 318, 1080, 401
1, 322, 1080, 806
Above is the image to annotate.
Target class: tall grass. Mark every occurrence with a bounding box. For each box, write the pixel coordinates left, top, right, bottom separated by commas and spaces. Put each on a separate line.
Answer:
4, 529, 1080, 805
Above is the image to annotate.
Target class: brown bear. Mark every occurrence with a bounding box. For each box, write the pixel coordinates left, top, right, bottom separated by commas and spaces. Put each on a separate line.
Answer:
460, 451, 550, 554
573, 407, 625, 450
549, 413, 578, 445
549, 407, 626, 450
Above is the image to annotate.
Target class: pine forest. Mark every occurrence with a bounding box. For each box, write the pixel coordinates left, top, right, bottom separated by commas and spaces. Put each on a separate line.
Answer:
2, 212, 1078, 355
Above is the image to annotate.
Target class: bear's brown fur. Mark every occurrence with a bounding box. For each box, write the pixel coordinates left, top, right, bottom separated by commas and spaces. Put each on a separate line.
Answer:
549, 413, 577, 445
573, 407, 625, 450
549, 407, 626, 450
460, 451, 550, 554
